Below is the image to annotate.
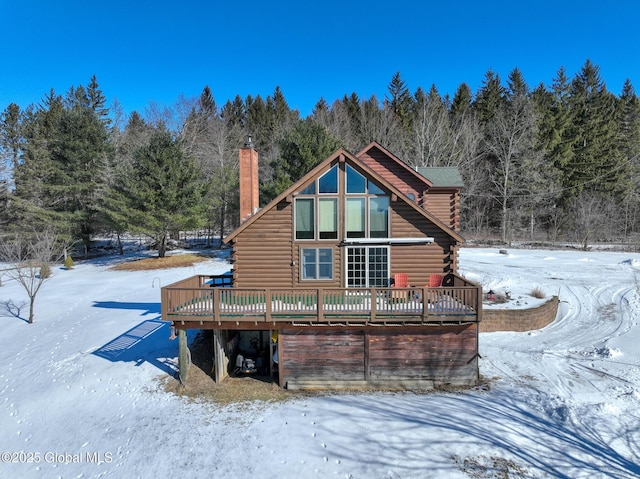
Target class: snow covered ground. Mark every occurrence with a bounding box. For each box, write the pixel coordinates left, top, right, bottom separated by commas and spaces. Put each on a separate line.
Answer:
1, 247, 639, 478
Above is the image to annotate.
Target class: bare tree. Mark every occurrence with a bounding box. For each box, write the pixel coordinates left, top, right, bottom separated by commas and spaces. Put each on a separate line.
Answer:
0, 230, 59, 323
484, 89, 540, 244
409, 86, 454, 167
567, 191, 608, 250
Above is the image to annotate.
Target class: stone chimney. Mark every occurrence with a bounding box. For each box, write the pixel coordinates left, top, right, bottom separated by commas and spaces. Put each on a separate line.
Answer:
239, 134, 259, 223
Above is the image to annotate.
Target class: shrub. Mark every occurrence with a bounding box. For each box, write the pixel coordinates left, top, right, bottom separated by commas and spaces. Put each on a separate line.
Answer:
40, 263, 52, 279
64, 256, 75, 270
530, 286, 545, 299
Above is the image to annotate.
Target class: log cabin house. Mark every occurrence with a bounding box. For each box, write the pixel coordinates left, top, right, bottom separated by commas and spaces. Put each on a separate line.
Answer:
161, 139, 482, 390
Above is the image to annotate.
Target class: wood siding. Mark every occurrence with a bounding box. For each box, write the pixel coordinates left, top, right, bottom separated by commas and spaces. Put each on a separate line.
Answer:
280, 325, 478, 389
231, 199, 294, 288
280, 329, 365, 381
358, 148, 425, 199
358, 145, 461, 231
231, 194, 457, 289
368, 326, 477, 382
390, 201, 455, 286
421, 189, 460, 231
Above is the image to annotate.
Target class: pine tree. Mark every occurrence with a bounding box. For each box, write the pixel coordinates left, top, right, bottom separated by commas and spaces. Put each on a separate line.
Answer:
220, 95, 246, 129
49, 99, 111, 252
86, 75, 110, 125
566, 59, 629, 199
387, 72, 413, 131
100, 112, 154, 254
473, 69, 506, 124
617, 79, 640, 236
12, 94, 64, 232
124, 128, 207, 257
534, 67, 574, 175
264, 119, 341, 201
0, 103, 23, 175
450, 83, 473, 119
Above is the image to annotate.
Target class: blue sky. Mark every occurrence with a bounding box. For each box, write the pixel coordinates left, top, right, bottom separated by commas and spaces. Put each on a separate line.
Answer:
1, 1, 639, 118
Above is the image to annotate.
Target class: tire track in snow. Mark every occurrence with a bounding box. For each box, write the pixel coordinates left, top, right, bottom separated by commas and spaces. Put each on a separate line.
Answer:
482, 278, 640, 417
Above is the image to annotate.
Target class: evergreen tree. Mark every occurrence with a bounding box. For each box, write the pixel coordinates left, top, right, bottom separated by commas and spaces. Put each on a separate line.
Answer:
450, 83, 473, 119
534, 67, 574, 175
566, 59, 630, 199
264, 119, 341, 201
0, 103, 23, 176
311, 97, 330, 126
220, 95, 246, 129
123, 128, 207, 257
617, 79, 640, 237
387, 72, 413, 131
343, 92, 362, 139
100, 111, 154, 253
12, 93, 64, 232
50, 97, 111, 252
473, 69, 505, 124
86, 75, 110, 125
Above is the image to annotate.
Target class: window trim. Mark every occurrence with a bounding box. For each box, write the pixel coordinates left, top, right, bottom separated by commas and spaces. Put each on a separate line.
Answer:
294, 197, 315, 240
345, 245, 390, 288
301, 247, 334, 281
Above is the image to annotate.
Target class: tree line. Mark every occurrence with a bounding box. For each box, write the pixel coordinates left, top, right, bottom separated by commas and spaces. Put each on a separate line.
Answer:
1, 59, 639, 258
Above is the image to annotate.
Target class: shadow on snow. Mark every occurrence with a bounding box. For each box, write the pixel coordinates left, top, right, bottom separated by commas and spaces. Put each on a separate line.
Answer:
304, 391, 640, 478
91, 301, 178, 376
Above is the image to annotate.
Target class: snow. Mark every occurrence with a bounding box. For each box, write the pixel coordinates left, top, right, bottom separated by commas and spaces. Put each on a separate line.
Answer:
1, 247, 639, 478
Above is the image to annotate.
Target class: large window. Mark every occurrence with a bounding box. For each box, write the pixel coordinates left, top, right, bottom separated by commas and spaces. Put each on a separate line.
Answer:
301, 248, 333, 280
346, 198, 366, 238
295, 165, 338, 240
295, 198, 314, 240
345, 165, 389, 238
295, 163, 388, 240
369, 196, 389, 238
318, 198, 337, 239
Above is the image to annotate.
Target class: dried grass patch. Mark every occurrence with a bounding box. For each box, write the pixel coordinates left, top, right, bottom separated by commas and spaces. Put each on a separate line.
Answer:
111, 254, 208, 271
160, 331, 301, 405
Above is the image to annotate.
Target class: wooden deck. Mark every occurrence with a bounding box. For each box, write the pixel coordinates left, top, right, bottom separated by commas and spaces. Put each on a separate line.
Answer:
161, 274, 482, 329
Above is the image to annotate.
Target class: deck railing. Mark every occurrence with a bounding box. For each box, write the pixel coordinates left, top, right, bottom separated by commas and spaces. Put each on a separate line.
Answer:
161, 274, 481, 325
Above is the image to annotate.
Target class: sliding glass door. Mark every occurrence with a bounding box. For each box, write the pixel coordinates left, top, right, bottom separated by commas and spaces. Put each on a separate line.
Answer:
346, 246, 389, 288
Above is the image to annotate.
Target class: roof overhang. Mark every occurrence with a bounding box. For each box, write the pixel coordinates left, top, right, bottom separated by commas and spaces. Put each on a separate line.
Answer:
340, 237, 434, 246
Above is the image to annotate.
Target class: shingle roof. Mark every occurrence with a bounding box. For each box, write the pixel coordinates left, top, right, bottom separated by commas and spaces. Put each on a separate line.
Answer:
416, 167, 465, 188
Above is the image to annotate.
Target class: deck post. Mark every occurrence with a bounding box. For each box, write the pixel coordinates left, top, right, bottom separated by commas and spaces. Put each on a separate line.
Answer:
213, 329, 226, 383
371, 288, 377, 322
178, 329, 190, 383
266, 290, 272, 322
317, 289, 323, 323
213, 288, 220, 322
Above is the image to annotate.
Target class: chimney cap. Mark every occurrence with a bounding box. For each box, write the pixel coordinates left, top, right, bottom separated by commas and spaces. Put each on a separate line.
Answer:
244, 134, 254, 149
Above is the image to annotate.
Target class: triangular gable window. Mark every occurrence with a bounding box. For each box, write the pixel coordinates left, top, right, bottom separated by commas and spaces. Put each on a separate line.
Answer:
346, 164, 366, 193
318, 165, 338, 193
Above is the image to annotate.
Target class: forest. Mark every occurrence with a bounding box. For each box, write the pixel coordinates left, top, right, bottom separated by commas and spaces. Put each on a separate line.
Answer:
1, 58, 639, 257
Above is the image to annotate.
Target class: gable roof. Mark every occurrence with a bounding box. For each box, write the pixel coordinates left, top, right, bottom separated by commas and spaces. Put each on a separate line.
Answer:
224, 146, 464, 244
417, 167, 465, 188
356, 141, 433, 189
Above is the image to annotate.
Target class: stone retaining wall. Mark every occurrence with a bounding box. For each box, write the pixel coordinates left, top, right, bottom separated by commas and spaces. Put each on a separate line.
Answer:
480, 296, 560, 333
